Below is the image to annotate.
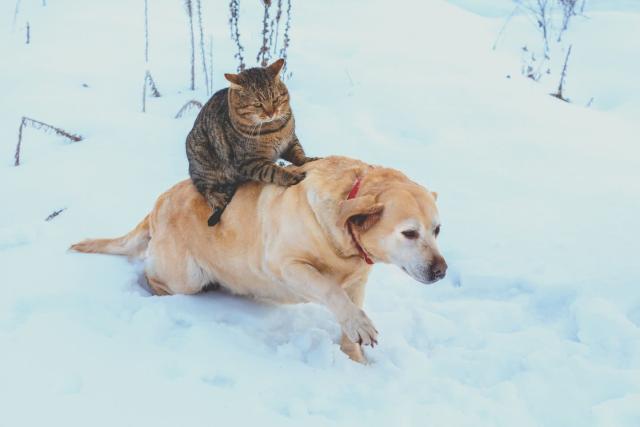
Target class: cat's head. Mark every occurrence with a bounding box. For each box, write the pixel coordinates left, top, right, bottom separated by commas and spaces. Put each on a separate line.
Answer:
224, 59, 290, 124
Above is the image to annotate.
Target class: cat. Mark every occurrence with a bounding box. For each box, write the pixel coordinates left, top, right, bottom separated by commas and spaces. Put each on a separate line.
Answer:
185, 58, 317, 226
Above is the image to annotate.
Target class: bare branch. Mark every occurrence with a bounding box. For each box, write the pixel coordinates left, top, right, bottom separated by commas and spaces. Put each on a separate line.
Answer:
558, 0, 578, 42
45, 208, 66, 222
229, 0, 245, 71
208, 34, 214, 93
196, 0, 210, 94
175, 100, 203, 118
14, 117, 83, 166
12, 0, 21, 31
142, 72, 147, 113
551, 44, 572, 102
278, 0, 292, 75
493, 6, 519, 51
184, 0, 196, 90
257, 2, 271, 66
272, 0, 283, 54
142, 70, 161, 113
144, 0, 149, 63
146, 70, 161, 97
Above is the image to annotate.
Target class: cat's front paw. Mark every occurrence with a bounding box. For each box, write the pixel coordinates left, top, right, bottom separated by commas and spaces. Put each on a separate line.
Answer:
303, 156, 321, 163
280, 171, 306, 186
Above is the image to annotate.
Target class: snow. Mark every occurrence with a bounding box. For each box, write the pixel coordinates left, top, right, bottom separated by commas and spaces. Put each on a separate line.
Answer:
1, 0, 639, 425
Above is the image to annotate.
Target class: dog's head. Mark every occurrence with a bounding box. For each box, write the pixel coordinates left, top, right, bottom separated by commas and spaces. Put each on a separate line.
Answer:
338, 179, 447, 284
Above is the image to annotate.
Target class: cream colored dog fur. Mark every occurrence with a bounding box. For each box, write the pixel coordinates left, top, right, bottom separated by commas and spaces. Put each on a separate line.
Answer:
71, 156, 447, 363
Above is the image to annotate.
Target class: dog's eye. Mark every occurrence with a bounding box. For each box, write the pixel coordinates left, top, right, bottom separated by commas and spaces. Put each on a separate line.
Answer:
351, 215, 367, 227
434, 225, 441, 237
402, 230, 419, 239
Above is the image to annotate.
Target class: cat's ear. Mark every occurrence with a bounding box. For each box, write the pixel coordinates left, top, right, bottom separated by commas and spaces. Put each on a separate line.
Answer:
266, 58, 285, 79
224, 73, 243, 89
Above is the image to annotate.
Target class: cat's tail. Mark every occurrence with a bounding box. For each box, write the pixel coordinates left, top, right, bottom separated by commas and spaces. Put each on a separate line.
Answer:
70, 215, 150, 258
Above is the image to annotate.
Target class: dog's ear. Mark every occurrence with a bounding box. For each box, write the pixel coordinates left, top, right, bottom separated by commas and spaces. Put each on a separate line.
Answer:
431, 191, 438, 201
337, 195, 384, 232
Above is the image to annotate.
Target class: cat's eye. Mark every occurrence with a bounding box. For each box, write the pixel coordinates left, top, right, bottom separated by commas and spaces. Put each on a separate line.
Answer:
402, 230, 419, 239
253, 102, 262, 107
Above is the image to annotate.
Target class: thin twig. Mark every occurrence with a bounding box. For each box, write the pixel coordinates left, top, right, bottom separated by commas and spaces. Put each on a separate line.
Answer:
45, 208, 66, 222
142, 70, 161, 113
175, 100, 203, 118
229, 0, 245, 71
492, 6, 518, 51
12, 0, 21, 31
272, 0, 282, 54
144, 0, 149, 63
558, 0, 578, 42
196, 0, 209, 94
551, 44, 572, 102
518, 0, 551, 58
146, 70, 161, 97
142, 72, 147, 113
278, 0, 292, 75
15, 119, 24, 166
14, 117, 83, 166
208, 34, 214, 93
184, 0, 196, 90
257, 2, 271, 66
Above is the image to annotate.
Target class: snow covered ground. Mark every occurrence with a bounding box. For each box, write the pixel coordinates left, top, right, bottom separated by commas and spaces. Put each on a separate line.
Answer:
1, 0, 639, 425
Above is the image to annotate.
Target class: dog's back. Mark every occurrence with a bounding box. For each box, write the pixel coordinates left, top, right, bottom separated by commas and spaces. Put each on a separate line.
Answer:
70, 157, 371, 298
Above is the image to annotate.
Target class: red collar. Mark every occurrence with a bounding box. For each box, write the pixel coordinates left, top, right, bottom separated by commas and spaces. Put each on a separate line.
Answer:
347, 176, 374, 265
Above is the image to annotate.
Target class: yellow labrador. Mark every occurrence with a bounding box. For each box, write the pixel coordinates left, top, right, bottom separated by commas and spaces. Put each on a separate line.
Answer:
71, 156, 447, 363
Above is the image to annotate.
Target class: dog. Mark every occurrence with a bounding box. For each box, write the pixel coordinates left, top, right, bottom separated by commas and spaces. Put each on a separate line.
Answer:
71, 156, 447, 363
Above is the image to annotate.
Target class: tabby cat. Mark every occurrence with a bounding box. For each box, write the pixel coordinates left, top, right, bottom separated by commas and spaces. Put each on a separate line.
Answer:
186, 59, 317, 226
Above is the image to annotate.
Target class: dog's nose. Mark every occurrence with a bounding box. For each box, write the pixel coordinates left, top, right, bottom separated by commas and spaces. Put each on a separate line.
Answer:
430, 256, 448, 280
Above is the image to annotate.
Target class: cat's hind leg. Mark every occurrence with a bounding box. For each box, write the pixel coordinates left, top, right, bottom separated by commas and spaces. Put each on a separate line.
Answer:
204, 185, 236, 227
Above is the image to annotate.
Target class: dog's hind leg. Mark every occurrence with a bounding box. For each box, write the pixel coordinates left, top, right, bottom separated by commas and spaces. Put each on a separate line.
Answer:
146, 274, 172, 296
144, 238, 209, 296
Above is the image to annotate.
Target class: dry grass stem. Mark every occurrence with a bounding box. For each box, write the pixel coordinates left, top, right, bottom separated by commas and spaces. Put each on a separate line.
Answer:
14, 117, 83, 166
175, 100, 203, 118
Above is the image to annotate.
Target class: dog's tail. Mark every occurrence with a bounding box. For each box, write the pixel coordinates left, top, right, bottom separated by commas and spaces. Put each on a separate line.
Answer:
70, 215, 150, 258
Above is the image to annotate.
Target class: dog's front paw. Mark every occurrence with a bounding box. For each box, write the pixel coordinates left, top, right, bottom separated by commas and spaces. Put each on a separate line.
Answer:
341, 309, 378, 347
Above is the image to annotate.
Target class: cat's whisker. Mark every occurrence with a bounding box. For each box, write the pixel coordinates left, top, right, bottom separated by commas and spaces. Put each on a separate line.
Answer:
249, 121, 262, 138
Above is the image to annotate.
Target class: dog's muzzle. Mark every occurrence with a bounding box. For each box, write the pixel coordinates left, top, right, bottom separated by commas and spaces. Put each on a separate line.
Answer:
402, 254, 448, 285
